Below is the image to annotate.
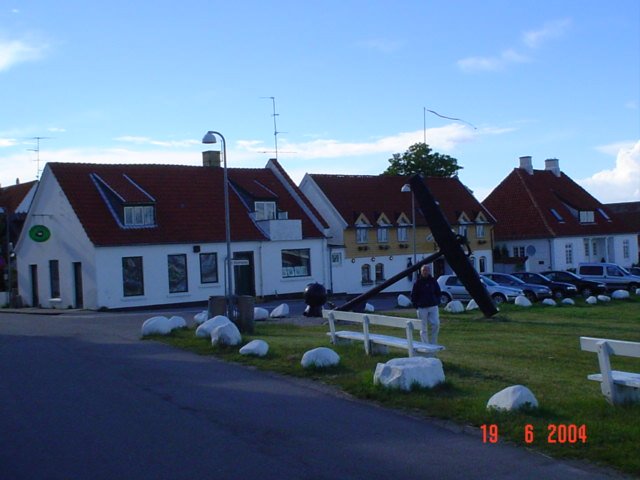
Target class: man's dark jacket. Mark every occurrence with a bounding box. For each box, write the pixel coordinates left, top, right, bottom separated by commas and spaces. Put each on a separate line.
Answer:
411, 275, 441, 308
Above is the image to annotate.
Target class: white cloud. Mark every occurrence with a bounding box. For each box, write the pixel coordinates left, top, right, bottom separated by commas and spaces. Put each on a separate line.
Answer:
457, 48, 530, 73
523, 19, 571, 49
47, 127, 66, 133
115, 136, 200, 148
579, 141, 640, 202
237, 124, 480, 159
458, 18, 569, 73
0, 138, 17, 147
0, 37, 47, 71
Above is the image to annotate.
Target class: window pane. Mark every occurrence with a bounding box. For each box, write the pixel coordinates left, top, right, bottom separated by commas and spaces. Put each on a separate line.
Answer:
476, 225, 485, 239
377, 228, 388, 243
143, 206, 154, 225
356, 228, 368, 244
200, 253, 218, 283
397, 227, 407, 242
122, 256, 144, 296
49, 260, 60, 298
281, 249, 310, 277
134, 206, 143, 225
168, 254, 188, 293
124, 207, 133, 225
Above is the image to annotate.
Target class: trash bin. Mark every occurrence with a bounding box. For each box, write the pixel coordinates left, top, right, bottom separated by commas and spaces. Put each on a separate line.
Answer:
207, 296, 226, 319
236, 295, 255, 334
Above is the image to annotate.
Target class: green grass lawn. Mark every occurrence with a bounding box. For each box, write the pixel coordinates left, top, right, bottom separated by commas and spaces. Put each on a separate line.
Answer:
148, 296, 640, 476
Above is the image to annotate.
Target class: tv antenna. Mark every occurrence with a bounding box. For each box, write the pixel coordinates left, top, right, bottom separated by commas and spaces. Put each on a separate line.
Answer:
27, 137, 52, 180
261, 96, 284, 159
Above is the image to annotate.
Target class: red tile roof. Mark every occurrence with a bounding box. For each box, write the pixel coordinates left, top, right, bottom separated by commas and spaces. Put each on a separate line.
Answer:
606, 201, 640, 232
0, 181, 37, 214
308, 174, 493, 227
47, 162, 324, 247
482, 168, 633, 240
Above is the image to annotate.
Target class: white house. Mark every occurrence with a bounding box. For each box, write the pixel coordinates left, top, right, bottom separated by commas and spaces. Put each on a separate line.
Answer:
299, 173, 495, 295
482, 156, 638, 272
15, 157, 329, 309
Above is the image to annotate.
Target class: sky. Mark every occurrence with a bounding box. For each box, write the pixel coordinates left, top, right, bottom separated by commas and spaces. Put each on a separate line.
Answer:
1, 0, 639, 203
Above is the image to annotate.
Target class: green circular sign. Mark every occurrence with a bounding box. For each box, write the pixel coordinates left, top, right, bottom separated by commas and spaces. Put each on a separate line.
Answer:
29, 225, 51, 242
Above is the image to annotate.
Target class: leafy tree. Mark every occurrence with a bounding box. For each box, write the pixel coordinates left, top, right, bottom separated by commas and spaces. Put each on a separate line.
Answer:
383, 142, 462, 177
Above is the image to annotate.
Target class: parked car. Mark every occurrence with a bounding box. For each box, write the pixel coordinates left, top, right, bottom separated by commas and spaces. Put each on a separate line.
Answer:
510, 272, 578, 299
437, 274, 524, 305
541, 270, 607, 298
626, 266, 640, 277
482, 273, 553, 302
576, 263, 640, 292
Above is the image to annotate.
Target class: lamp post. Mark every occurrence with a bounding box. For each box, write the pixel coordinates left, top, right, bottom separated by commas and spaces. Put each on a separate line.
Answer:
401, 184, 417, 265
202, 131, 233, 319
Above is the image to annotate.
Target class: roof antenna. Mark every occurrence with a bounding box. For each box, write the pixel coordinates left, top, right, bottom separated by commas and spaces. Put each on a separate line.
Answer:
27, 137, 52, 180
261, 96, 280, 160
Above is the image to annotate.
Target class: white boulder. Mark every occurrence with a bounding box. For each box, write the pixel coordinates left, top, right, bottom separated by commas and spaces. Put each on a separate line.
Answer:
466, 299, 479, 311
374, 357, 445, 391
612, 290, 630, 300
239, 339, 269, 357
193, 310, 208, 325
487, 385, 538, 411
141, 316, 172, 336
444, 300, 464, 313
254, 307, 269, 321
365, 303, 375, 313
211, 321, 242, 346
515, 295, 532, 307
586, 296, 598, 305
541, 298, 556, 307
597, 295, 611, 303
270, 303, 290, 318
561, 298, 575, 306
168, 315, 187, 330
195, 315, 231, 338
301, 347, 340, 368
397, 294, 412, 308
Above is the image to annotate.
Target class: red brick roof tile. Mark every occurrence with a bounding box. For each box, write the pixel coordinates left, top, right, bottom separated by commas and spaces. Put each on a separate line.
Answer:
308, 174, 493, 227
48, 162, 324, 247
482, 168, 632, 240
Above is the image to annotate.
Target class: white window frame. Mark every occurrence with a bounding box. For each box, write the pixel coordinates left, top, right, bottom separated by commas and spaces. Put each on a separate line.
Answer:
377, 227, 389, 243
623, 239, 630, 259
356, 228, 368, 244
565, 244, 573, 265
255, 201, 277, 220
476, 224, 485, 239
579, 211, 595, 223
397, 227, 408, 242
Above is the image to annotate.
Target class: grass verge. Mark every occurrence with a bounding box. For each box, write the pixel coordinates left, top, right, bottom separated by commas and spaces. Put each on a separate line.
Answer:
147, 296, 640, 476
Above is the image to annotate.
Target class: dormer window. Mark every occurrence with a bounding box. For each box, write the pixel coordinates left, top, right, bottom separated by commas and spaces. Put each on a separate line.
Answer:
579, 210, 595, 224
124, 205, 155, 227
255, 201, 276, 220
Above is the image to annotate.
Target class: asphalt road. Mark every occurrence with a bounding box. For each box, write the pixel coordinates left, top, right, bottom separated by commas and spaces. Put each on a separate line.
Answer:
0, 309, 625, 480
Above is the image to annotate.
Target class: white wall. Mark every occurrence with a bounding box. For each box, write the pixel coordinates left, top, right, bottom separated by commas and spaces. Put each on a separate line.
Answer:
299, 175, 347, 246
16, 168, 98, 308
92, 238, 329, 309
506, 234, 639, 272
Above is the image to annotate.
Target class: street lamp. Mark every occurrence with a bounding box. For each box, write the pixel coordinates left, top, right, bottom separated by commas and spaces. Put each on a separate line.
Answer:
202, 131, 233, 319
401, 184, 417, 265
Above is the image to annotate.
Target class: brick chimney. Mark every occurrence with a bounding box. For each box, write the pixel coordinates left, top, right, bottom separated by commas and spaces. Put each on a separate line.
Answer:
545, 158, 561, 177
519, 156, 533, 174
202, 150, 221, 168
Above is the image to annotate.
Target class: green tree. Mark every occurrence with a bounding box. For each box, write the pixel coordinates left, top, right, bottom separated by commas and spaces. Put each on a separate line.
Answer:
383, 142, 462, 177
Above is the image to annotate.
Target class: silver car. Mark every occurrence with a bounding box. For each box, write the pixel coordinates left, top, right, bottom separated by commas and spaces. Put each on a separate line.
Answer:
437, 274, 524, 305
482, 273, 553, 302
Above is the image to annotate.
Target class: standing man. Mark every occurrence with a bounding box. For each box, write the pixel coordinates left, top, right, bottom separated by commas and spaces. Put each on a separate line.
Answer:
410, 264, 441, 345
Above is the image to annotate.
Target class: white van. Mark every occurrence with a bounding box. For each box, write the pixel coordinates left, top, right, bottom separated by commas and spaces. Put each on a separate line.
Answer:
576, 263, 640, 292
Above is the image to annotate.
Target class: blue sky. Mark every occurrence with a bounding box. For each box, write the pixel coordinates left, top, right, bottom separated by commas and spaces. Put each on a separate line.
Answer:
1, 0, 639, 202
